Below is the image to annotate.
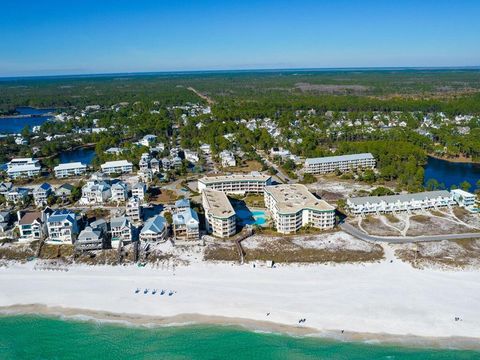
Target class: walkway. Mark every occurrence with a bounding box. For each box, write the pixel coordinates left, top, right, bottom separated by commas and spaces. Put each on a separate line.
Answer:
340, 222, 480, 243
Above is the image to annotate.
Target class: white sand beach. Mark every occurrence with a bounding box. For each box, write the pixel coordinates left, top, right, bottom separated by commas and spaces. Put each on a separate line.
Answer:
1, 245, 480, 348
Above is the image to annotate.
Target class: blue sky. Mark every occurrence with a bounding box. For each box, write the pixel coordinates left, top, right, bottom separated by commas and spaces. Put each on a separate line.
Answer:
1, 0, 479, 76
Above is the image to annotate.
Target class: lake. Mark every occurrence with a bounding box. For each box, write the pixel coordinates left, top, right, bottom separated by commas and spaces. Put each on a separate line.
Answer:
0, 107, 55, 134
424, 156, 480, 190
59, 147, 96, 165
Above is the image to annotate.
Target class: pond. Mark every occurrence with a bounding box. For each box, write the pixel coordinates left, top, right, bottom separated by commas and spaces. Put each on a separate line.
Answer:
424, 156, 480, 191
59, 148, 96, 165
0, 107, 55, 134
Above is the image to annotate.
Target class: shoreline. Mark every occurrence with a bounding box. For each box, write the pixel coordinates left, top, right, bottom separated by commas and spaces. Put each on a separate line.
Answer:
428, 153, 480, 165
1, 304, 480, 351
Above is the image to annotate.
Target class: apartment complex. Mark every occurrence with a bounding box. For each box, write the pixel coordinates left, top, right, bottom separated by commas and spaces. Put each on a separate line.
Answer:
198, 172, 272, 194
54, 162, 87, 178
304, 153, 375, 174
100, 160, 133, 175
264, 184, 336, 234
6, 158, 41, 179
451, 189, 477, 209
201, 189, 236, 238
346, 190, 455, 215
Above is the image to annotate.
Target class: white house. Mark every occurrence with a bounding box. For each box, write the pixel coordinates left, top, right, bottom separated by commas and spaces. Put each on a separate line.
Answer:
173, 207, 200, 241
184, 149, 199, 164
54, 162, 87, 178
6, 188, 29, 204
139, 134, 157, 147
110, 216, 133, 248
33, 183, 53, 207
17, 210, 47, 242
131, 182, 146, 201
46, 210, 79, 244
219, 150, 236, 167
111, 181, 128, 203
100, 160, 133, 175
76, 226, 105, 251
126, 196, 142, 222
79, 180, 111, 205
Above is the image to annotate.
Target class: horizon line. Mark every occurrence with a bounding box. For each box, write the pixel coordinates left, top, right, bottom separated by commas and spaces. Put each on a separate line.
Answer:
1, 65, 480, 80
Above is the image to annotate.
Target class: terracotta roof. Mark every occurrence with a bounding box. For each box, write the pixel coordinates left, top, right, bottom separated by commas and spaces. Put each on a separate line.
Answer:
19, 211, 42, 225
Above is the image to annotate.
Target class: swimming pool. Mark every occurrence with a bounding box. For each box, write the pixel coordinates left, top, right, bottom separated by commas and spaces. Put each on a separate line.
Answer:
235, 209, 267, 226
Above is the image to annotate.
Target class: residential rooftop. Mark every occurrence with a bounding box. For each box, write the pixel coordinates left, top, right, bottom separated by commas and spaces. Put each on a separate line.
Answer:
202, 189, 235, 218
305, 153, 374, 166
265, 184, 335, 214
199, 172, 271, 184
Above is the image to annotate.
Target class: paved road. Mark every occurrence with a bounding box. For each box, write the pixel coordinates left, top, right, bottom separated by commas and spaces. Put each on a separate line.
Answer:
257, 150, 294, 184
340, 222, 480, 243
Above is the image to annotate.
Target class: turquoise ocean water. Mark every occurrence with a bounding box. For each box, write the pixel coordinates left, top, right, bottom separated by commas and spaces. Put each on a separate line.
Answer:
0, 315, 479, 359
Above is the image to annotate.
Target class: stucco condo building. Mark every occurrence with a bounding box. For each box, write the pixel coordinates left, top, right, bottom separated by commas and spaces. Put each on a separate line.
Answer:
100, 160, 133, 175
264, 184, 336, 234
6, 158, 41, 179
54, 162, 87, 178
304, 153, 375, 174
197, 172, 272, 194
346, 190, 455, 216
202, 189, 236, 238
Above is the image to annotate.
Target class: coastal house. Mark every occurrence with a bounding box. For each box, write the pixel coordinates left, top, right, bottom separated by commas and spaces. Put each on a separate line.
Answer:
100, 160, 133, 175
110, 216, 133, 248
0, 182, 13, 195
54, 162, 87, 178
76, 226, 104, 251
140, 215, 167, 242
139, 134, 157, 147
46, 210, 79, 244
80, 180, 111, 205
175, 198, 191, 213
55, 183, 74, 200
111, 181, 128, 203
104, 147, 123, 156
138, 169, 153, 183
126, 196, 142, 222
184, 150, 199, 164
131, 183, 146, 201
33, 183, 53, 207
6, 188, 29, 204
219, 150, 236, 167
0, 211, 12, 239
6, 158, 41, 179
173, 207, 200, 241
150, 158, 160, 173
17, 210, 47, 242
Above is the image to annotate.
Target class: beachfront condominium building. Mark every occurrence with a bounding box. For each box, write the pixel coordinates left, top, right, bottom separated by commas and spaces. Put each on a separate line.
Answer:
197, 172, 272, 195
264, 184, 336, 234
110, 216, 133, 248
46, 210, 79, 244
140, 215, 167, 242
100, 160, 133, 175
173, 207, 200, 241
54, 162, 87, 178
304, 153, 376, 174
346, 190, 455, 216
6, 158, 41, 179
450, 189, 477, 209
202, 189, 236, 238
